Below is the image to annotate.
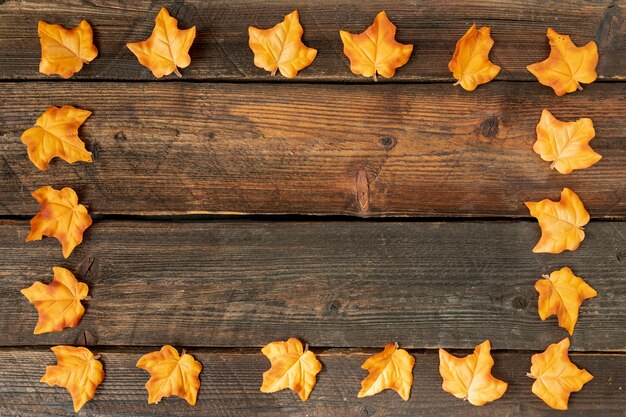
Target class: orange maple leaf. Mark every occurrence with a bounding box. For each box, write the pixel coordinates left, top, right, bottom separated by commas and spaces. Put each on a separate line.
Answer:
528, 338, 593, 410
21, 267, 89, 334
248, 10, 317, 78
527, 28, 598, 96
449, 24, 501, 91
41, 346, 104, 412
127, 8, 196, 78
525, 188, 589, 254
340, 11, 413, 80
535, 267, 597, 335
439, 340, 508, 406
358, 342, 415, 400
21, 105, 92, 170
136, 345, 202, 405
260, 338, 322, 401
27, 186, 92, 258
38, 20, 98, 79
533, 109, 601, 174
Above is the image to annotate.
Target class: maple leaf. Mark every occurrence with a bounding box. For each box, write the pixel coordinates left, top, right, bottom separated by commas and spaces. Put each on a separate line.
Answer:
27, 186, 92, 259
41, 346, 104, 412
358, 342, 415, 400
535, 267, 597, 335
21, 105, 92, 171
248, 10, 317, 78
260, 338, 322, 401
439, 340, 508, 406
525, 188, 589, 254
127, 7, 196, 78
528, 338, 593, 410
533, 109, 601, 174
449, 24, 501, 91
136, 345, 202, 405
340, 11, 413, 80
38, 20, 98, 79
527, 28, 598, 96
21, 267, 89, 334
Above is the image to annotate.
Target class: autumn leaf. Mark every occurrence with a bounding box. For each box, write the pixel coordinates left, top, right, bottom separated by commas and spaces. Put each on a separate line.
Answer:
528, 338, 593, 410
27, 186, 92, 258
525, 188, 589, 254
38, 20, 98, 79
248, 10, 317, 78
449, 24, 500, 91
41, 346, 104, 412
260, 338, 322, 401
358, 342, 414, 400
21, 267, 89, 334
21, 105, 92, 170
136, 345, 202, 405
127, 7, 196, 78
533, 109, 601, 174
527, 28, 598, 96
535, 267, 597, 335
439, 340, 508, 406
340, 11, 413, 80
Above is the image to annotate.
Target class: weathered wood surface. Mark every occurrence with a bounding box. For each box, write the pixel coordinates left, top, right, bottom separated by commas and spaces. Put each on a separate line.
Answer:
1, 82, 624, 217
2, 220, 624, 350
0, 0, 623, 81
0, 349, 623, 417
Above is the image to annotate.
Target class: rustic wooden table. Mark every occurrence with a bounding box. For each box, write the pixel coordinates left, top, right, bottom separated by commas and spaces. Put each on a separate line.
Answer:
0, 1, 624, 416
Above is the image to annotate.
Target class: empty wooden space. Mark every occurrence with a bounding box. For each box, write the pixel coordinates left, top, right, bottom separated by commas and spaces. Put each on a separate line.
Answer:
1, 220, 624, 350
0, 0, 624, 416
1, 82, 624, 217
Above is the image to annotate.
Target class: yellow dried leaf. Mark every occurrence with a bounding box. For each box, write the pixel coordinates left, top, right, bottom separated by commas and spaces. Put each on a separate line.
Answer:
527, 28, 598, 96
127, 8, 196, 78
536, 267, 597, 335
439, 340, 507, 406
27, 186, 92, 258
21, 105, 92, 171
358, 342, 414, 400
449, 24, 500, 91
21, 267, 89, 334
260, 338, 322, 401
340, 11, 413, 80
528, 338, 593, 410
38, 20, 98, 78
525, 188, 589, 254
248, 10, 317, 78
136, 345, 202, 405
533, 109, 601, 174
41, 346, 104, 412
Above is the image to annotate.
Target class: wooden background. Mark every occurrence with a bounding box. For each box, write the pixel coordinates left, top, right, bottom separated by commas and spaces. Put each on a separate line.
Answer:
0, 0, 624, 416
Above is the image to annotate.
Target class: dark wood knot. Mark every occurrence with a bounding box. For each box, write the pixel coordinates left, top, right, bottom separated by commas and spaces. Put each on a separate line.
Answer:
378, 136, 397, 150
114, 131, 127, 142
479, 116, 499, 139
511, 294, 528, 311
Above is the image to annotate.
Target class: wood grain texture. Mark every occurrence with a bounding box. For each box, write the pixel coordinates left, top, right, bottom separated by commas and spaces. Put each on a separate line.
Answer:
0, 0, 623, 81
0, 349, 623, 416
1, 82, 624, 217
2, 220, 624, 350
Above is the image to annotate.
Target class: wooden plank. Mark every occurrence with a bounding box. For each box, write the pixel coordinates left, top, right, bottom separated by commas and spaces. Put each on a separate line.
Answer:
0, 349, 623, 416
2, 220, 624, 350
1, 82, 624, 217
0, 0, 623, 81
